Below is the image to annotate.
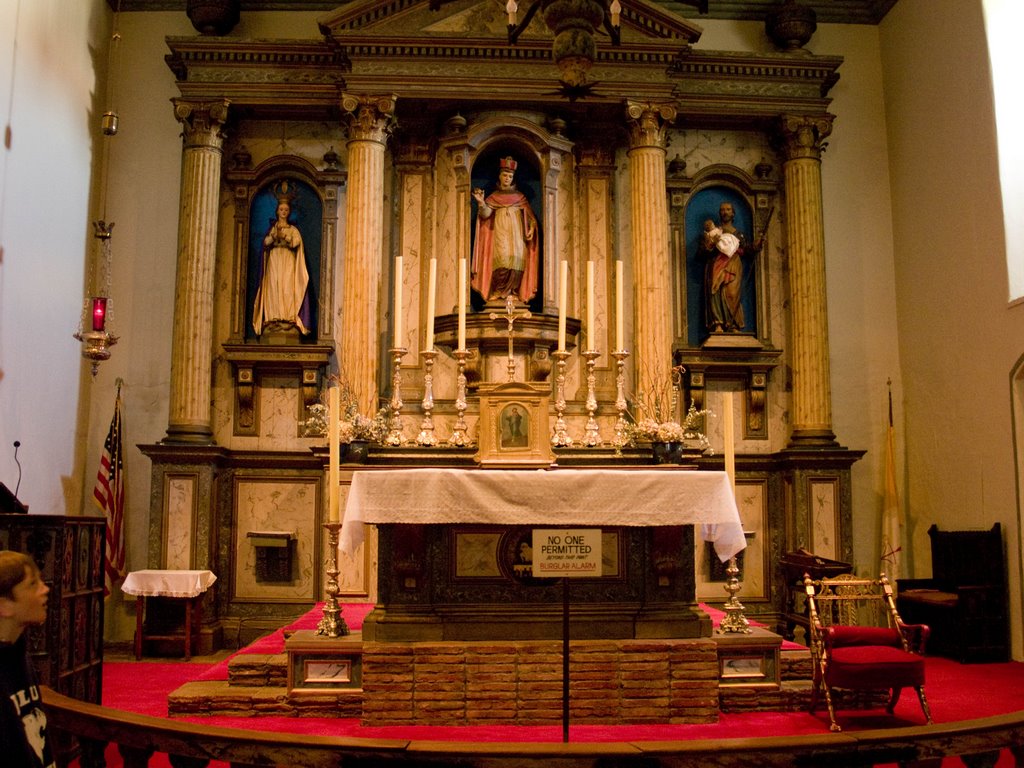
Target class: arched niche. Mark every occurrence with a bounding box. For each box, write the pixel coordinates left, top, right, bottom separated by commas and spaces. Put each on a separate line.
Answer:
220, 153, 345, 436
444, 113, 574, 318
670, 162, 781, 440
676, 164, 776, 349
225, 153, 346, 345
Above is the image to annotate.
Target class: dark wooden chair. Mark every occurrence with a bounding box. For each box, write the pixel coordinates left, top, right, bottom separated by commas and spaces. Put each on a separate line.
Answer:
896, 523, 1008, 663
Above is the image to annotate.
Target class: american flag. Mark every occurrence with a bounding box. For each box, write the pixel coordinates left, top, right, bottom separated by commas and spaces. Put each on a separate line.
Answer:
94, 387, 126, 597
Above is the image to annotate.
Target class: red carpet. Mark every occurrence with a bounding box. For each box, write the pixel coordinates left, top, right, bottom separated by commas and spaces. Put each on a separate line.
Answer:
80, 603, 1023, 768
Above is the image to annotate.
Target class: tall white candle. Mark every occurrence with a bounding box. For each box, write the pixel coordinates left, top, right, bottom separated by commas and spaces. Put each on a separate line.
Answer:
586, 260, 595, 349
558, 259, 568, 352
328, 386, 340, 524
393, 255, 404, 348
425, 257, 437, 350
723, 390, 736, 493
615, 260, 624, 351
457, 257, 467, 350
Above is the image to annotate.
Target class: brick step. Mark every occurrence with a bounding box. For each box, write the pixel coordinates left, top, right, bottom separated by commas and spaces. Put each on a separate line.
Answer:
168, 680, 363, 718
177, 640, 818, 719
226, 653, 288, 687
781, 647, 813, 679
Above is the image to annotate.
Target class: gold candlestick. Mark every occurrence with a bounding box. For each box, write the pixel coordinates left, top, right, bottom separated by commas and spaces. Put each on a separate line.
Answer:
386, 346, 407, 446
550, 350, 573, 447
612, 349, 630, 448
718, 556, 752, 634
581, 349, 601, 446
448, 348, 471, 446
417, 349, 439, 446
316, 522, 350, 638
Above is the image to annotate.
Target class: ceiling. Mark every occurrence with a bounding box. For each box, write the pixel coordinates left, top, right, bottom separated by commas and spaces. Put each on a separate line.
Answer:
110, 1, 899, 26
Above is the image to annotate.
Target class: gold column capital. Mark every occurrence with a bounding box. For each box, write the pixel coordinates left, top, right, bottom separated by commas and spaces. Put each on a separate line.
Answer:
772, 113, 835, 161
341, 92, 398, 144
624, 100, 677, 150
171, 98, 230, 150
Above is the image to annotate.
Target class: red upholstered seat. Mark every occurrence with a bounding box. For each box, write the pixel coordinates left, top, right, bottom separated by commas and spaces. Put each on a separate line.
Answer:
804, 574, 933, 732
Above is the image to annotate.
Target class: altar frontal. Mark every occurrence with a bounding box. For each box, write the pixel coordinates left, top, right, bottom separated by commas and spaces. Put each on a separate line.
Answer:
342, 467, 744, 643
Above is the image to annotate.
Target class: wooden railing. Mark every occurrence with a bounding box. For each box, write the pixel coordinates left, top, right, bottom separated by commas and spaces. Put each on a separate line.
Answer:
43, 686, 1024, 768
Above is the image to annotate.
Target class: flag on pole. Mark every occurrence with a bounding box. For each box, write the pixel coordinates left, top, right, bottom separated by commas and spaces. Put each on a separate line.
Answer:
881, 382, 902, 581
94, 383, 127, 598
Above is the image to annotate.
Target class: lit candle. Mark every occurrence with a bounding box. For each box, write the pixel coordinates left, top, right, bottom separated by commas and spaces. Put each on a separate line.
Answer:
425, 257, 437, 350
328, 386, 340, 524
393, 255, 403, 348
457, 257, 467, 351
586, 260, 595, 350
557, 259, 568, 352
91, 296, 108, 332
723, 390, 735, 493
615, 260, 624, 351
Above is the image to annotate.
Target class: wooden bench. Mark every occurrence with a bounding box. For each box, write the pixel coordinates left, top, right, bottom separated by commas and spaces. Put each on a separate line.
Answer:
896, 523, 1008, 663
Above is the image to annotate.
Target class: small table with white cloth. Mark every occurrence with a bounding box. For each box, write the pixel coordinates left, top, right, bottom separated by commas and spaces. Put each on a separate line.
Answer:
121, 569, 217, 660
341, 467, 744, 642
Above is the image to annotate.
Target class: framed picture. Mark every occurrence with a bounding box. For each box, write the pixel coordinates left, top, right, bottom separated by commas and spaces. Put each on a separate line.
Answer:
474, 381, 554, 467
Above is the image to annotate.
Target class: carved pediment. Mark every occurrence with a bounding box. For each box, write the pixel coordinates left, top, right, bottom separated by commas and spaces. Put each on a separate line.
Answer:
317, 0, 703, 44
311, 0, 708, 104
164, 0, 841, 125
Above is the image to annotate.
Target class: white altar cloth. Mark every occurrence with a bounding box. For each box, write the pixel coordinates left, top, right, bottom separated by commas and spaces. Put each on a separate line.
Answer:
121, 569, 217, 599
341, 468, 745, 561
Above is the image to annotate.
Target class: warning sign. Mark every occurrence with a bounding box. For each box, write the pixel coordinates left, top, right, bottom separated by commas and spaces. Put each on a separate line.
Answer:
531, 529, 602, 578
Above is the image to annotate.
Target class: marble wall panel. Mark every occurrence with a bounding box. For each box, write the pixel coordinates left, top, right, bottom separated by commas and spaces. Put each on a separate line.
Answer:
233, 477, 318, 601
696, 478, 767, 602
164, 475, 195, 569
809, 477, 839, 560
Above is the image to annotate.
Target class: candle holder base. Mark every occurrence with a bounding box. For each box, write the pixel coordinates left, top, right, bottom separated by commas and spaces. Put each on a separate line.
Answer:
581, 349, 601, 447
612, 350, 630, 449
317, 522, 350, 638
717, 556, 752, 635
416, 349, 439, 446
550, 350, 573, 447
448, 348, 472, 447
385, 346, 408, 447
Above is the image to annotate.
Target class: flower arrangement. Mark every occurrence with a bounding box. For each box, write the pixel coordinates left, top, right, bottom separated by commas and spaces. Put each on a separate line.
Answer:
626, 365, 712, 452
301, 375, 392, 444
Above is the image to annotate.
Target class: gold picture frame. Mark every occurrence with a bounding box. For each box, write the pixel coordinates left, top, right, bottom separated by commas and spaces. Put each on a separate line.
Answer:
474, 381, 554, 467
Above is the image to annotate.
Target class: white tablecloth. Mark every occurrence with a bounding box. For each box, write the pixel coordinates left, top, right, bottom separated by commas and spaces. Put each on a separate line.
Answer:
121, 569, 217, 599
340, 468, 745, 561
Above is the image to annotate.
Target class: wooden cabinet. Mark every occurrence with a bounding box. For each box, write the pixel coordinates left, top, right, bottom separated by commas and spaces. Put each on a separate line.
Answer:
0, 514, 106, 703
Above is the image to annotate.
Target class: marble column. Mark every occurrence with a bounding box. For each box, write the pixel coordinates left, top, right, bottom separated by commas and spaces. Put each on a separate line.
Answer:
625, 100, 677, 404
339, 93, 397, 416
774, 114, 837, 446
164, 99, 229, 444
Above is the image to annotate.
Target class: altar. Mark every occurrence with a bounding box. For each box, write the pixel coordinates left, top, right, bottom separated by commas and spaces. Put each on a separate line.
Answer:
341, 467, 744, 642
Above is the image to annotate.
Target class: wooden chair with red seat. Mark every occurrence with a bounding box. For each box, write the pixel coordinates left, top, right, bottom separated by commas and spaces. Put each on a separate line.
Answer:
803, 573, 933, 732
